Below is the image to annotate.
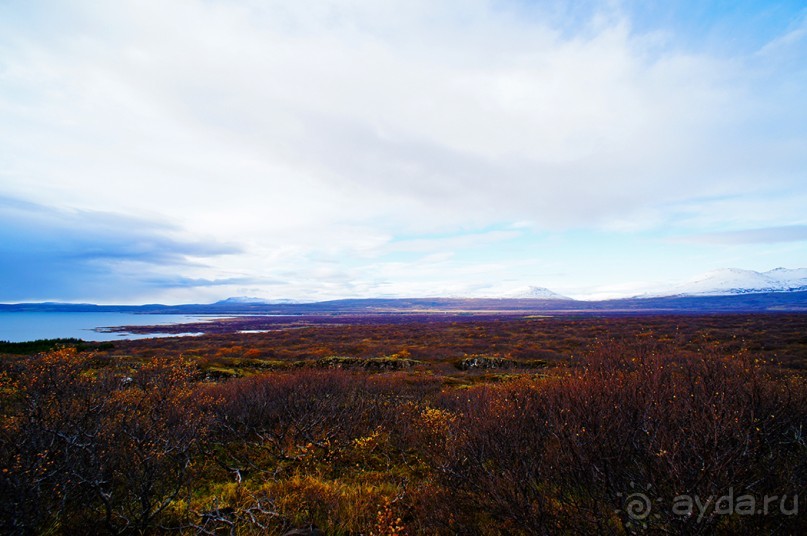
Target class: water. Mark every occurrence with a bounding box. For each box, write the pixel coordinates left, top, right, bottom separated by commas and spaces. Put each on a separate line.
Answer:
0, 312, 218, 342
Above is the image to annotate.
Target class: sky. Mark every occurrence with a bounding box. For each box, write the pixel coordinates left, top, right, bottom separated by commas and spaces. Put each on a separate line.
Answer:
1, 0, 805, 303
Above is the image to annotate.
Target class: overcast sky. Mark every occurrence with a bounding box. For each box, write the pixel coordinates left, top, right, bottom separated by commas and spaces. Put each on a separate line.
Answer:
1, 0, 805, 303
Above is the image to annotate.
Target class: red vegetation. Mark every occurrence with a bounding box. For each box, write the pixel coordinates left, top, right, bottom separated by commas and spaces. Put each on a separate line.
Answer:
0, 350, 214, 533
111, 313, 807, 371
1, 315, 806, 534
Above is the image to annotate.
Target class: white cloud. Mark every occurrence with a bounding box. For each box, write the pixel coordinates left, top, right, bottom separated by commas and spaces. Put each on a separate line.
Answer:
0, 0, 805, 301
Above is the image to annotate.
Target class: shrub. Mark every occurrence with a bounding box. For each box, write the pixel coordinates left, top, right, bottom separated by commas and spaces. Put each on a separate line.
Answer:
425, 340, 807, 534
0, 349, 213, 534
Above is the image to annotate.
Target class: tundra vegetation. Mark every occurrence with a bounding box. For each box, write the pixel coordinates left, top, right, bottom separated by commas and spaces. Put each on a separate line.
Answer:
1, 314, 806, 534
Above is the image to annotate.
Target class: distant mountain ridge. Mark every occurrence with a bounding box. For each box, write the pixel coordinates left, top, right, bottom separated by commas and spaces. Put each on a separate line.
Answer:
3, 268, 807, 314
2, 292, 807, 314
648, 268, 807, 297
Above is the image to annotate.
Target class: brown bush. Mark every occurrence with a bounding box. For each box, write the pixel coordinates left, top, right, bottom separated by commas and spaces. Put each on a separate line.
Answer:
424, 340, 807, 534
0, 350, 214, 534
2, 332, 805, 535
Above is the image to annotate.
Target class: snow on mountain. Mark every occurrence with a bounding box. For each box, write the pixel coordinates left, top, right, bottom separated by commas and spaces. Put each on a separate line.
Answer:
214, 296, 303, 305
504, 286, 572, 300
767, 267, 807, 282
653, 268, 807, 297
214, 297, 269, 304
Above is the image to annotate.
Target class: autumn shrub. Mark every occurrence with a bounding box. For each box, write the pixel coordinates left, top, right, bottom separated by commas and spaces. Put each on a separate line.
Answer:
425, 340, 807, 534
208, 370, 386, 480
425, 379, 562, 534
547, 341, 807, 534
0, 349, 214, 534
91, 357, 214, 533
2, 331, 805, 535
0, 348, 109, 532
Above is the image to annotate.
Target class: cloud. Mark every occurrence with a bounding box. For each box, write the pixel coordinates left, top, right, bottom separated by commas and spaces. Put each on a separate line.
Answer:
140, 275, 280, 289
383, 229, 522, 255
680, 225, 807, 245
0, 195, 240, 259
0, 196, 241, 301
0, 1, 805, 301
2, 1, 803, 229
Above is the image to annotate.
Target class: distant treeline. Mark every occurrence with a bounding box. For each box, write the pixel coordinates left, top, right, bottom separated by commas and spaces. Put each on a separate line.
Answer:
0, 338, 114, 354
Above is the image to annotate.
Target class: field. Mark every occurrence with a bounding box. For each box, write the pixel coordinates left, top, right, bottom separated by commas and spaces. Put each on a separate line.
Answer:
2, 313, 806, 534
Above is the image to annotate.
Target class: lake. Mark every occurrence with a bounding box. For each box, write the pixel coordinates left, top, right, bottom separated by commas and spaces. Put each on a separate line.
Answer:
0, 312, 220, 342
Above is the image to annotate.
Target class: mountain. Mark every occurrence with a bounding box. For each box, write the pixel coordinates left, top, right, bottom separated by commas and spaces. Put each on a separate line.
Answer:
213, 296, 302, 305
653, 268, 807, 297
3, 269, 807, 315
187, 294, 807, 313
2, 291, 807, 314
505, 286, 571, 300
213, 297, 269, 305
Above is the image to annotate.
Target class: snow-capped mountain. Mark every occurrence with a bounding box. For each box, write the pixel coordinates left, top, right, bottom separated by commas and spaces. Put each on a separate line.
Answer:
214, 296, 302, 305
654, 268, 807, 297
504, 286, 571, 300
214, 296, 268, 304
